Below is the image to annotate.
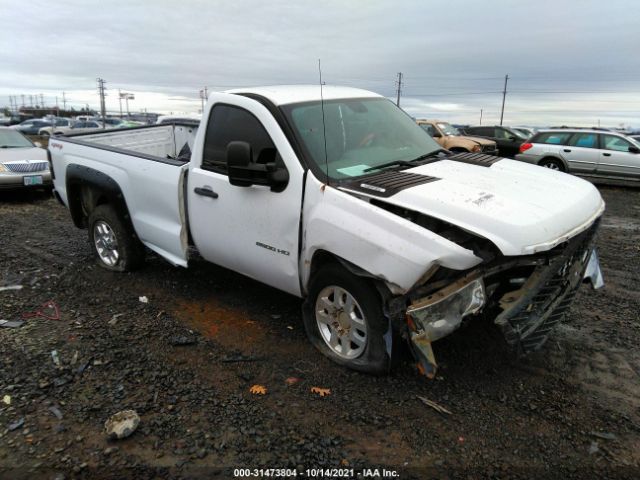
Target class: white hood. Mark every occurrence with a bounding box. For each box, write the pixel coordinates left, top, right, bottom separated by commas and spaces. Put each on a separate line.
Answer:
383, 158, 604, 256
0, 147, 47, 163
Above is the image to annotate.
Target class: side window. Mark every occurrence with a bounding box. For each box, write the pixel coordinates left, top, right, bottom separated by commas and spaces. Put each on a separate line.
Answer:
568, 133, 597, 149
534, 132, 572, 145
602, 135, 633, 152
202, 105, 277, 175
419, 124, 437, 136
495, 128, 511, 139
475, 127, 495, 137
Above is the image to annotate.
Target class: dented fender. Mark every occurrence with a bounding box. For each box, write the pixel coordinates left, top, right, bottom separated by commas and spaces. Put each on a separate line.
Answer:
299, 174, 482, 294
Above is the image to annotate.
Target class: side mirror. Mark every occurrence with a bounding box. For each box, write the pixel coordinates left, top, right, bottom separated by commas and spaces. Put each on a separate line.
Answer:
34, 142, 43, 148
226, 141, 289, 192
629, 145, 640, 154
227, 141, 253, 187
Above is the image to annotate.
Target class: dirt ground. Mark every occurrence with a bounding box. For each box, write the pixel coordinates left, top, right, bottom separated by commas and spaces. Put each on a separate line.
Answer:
1, 185, 639, 479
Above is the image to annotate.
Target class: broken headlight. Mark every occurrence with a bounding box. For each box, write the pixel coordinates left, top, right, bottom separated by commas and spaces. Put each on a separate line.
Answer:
407, 278, 485, 342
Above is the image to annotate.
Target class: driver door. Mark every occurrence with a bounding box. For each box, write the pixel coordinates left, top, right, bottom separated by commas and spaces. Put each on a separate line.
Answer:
187, 93, 305, 296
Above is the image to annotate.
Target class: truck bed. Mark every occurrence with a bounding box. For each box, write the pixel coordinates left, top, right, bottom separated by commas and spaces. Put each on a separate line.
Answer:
49, 123, 198, 267
65, 123, 199, 162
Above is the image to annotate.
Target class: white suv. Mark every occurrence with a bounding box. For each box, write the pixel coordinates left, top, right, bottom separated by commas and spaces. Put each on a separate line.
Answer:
516, 129, 640, 181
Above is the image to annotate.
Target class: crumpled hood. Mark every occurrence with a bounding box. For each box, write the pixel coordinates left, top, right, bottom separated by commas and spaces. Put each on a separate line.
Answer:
0, 147, 47, 163
460, 135, 495, 146
384, 158, 604, 255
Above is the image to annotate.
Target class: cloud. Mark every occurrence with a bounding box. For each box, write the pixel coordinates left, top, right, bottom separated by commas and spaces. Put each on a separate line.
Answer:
1, 0, 638, 126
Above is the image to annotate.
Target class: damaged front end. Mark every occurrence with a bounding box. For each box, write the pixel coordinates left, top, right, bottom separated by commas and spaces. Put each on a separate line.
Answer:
401, 220, 603, 377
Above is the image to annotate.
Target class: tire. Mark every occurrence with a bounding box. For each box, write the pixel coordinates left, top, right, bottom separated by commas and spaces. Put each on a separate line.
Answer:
88, 204, 145, 272
302, 263, 390, 374
539, 158, 565, 171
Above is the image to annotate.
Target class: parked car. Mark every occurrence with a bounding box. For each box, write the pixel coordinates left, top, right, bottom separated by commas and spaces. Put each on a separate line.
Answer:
10, 119, 53, 135
511, 126, 537, 138
49, 85, 604, 377
0, 127, 51, 189
38, 118, 75, 136
0, 114, 11, 126
67, 121, 105, 133
416, 119, 497, 154
156, 114, 201, 125
460, 126, 528, 158
516, 129, 640, 180
75, 115, 97, 122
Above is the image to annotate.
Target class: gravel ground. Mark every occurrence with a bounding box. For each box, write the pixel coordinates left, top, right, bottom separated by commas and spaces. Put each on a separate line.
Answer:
1, 185, 639, 479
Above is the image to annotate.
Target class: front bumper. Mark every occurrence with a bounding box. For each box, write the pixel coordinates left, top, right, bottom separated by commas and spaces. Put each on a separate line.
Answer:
406, 220, 602, 376
0, 171, 52, 189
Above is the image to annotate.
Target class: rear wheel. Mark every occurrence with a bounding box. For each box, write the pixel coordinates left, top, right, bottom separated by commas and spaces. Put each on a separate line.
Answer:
303, 263, 390, 374
539, 158, 564, 171
88, 204, 145, 271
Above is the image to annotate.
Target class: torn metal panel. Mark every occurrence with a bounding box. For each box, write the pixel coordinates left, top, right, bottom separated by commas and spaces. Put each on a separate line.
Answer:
493, 220, 600, 355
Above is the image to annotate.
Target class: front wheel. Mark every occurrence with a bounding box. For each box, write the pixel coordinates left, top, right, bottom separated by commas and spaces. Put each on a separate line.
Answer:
302, 263, 390, 374
88, 204, 145, 272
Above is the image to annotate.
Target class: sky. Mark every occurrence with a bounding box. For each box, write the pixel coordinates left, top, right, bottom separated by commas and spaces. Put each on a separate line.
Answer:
1, 0, 639, 128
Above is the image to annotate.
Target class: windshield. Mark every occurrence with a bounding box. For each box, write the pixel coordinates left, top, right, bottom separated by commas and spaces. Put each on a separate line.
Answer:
436, 122, 460, 136
282, 97, 442, 180
0, 129, 34, 148
510, 128, 529, 140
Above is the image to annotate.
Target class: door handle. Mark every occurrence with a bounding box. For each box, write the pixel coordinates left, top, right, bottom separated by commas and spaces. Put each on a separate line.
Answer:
563, 149, 572, 152
603, 153, 611, 157
194, 187, 219, 199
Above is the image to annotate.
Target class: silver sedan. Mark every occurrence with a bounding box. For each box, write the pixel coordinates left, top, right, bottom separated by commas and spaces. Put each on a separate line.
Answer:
0, 127, 51, 190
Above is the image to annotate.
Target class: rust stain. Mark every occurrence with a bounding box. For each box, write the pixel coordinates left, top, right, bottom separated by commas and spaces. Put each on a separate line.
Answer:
172, 298, 266, 347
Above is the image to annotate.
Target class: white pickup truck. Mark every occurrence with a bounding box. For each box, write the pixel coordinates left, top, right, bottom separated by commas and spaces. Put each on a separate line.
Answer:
49, 86, 604, 376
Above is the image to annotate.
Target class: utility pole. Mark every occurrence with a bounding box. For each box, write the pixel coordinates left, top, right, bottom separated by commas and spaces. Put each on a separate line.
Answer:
62, 91, 67, 110
21, 94, 25, 108
125, 93, 134, 116
395, 72, 403, 107
97, 78, 107, 128
199, 89, 205, 112
499, 74, 509, 126
480, 108, 483, 125
40, 93, 44, 108
30, 95, 34, 108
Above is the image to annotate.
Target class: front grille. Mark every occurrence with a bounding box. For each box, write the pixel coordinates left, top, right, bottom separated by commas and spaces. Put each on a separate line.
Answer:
481, 145, 498, 155
4, 162, 49, 173
494, 221, 599, 354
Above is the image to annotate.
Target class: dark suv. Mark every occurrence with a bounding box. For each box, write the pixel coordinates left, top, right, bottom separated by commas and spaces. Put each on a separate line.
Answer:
461, 126, 529, 158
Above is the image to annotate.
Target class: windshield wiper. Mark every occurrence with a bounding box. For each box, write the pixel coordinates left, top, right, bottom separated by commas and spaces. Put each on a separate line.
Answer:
363, 160, 414, 172
363, 149, 450, 173
409, 148, 450, 162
